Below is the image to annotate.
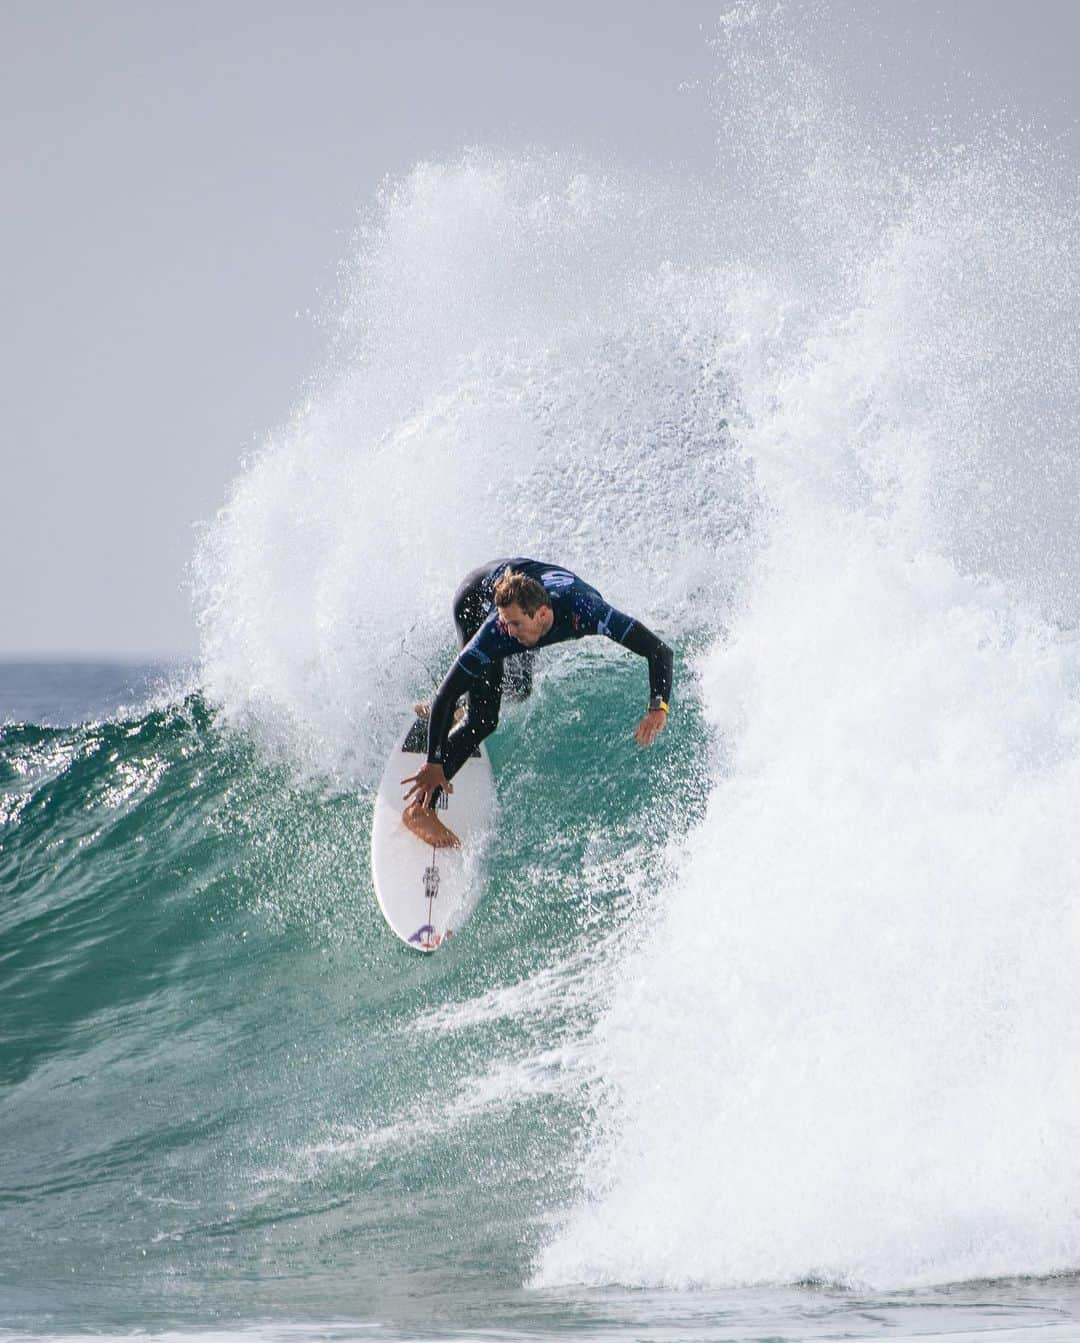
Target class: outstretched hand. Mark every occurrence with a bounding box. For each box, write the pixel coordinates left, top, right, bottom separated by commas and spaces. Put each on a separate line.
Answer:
402, 762, 452, 808
633, 709, 667, 748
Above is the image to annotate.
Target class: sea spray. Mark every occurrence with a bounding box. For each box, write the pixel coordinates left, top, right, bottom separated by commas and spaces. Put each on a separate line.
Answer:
537, 518, 1080, 1288
536, 2, 1080, 1292
193, 153, 752, 785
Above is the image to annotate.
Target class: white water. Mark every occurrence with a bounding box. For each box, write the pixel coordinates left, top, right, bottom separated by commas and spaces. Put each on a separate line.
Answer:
537, 4, 1080, 1292
193, 0, 1080, 1294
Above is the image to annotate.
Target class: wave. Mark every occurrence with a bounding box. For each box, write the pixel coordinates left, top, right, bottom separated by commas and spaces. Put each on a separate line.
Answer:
0, 663, 702, 1323
536, 1, 1080, 1292
6, 0, 1080, 1316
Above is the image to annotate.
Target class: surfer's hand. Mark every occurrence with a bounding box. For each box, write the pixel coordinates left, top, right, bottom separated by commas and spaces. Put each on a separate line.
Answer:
402, 762, 451, 807
633, 710, 667, 748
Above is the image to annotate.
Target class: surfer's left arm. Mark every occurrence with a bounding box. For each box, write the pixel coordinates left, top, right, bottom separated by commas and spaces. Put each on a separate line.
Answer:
593, 604, 673, 747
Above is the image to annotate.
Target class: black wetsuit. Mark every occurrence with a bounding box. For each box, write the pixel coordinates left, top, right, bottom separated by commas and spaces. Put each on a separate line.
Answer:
427, 558, 674, 786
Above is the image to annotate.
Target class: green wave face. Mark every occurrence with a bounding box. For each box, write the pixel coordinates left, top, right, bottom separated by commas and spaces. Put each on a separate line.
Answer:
0, 669, 709, 1330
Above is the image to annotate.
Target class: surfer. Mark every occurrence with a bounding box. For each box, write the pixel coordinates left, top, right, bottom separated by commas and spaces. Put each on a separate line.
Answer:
402, 559, 673, 847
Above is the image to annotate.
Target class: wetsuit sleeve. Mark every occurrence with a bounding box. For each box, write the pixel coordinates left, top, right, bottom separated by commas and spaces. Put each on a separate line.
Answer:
614, 617, 674, 706
426, 617, 511, 764
590, 601, 674, 705
426, 659, 473, 765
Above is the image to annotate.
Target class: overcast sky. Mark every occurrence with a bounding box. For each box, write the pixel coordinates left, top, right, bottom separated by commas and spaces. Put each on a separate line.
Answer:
3, 0, 1078, 659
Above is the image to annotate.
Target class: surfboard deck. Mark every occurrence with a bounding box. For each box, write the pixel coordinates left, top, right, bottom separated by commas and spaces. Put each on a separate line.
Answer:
371, 714, 495, 952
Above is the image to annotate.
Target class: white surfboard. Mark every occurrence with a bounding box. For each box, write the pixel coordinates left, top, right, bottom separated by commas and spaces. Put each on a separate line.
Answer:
371, 713, 495, 952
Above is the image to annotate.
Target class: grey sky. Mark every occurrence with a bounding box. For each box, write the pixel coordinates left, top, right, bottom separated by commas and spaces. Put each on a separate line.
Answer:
3, 1, 1078, 658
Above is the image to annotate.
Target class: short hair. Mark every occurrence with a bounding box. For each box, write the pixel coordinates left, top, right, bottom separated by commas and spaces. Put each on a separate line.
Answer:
493, 570, 551, 616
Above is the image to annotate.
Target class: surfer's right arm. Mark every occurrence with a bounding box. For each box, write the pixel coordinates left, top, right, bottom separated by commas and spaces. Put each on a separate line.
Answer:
402, 651, 477, 807
401, 660, 471, 808
424, 659, 474, 768
423, 615, 511, 772
401, 760, 450, 808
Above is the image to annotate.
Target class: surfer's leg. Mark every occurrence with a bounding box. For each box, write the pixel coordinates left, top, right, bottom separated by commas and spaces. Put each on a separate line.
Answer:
452, 563, 498, 646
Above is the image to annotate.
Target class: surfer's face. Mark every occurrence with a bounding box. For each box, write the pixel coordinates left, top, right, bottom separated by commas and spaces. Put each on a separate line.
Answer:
497, 602, 551, 646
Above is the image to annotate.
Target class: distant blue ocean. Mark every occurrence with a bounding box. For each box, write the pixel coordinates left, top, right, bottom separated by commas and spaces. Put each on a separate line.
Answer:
0, 660, 185, 728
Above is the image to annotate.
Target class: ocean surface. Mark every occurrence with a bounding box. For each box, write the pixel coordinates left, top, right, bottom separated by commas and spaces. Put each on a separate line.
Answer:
5, 661, 1080, 1343
5, 5, 1080, 1339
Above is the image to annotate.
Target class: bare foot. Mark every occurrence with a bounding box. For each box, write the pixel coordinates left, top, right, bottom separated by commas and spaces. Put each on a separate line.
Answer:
413, 700, 466, 725
402, 801, 461, 848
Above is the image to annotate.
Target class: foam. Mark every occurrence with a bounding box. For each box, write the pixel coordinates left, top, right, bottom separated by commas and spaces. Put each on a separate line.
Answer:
536, 2, 1080, 1292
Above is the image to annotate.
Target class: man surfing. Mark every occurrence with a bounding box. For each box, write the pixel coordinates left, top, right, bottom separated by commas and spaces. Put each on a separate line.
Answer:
402, 559, 674, 848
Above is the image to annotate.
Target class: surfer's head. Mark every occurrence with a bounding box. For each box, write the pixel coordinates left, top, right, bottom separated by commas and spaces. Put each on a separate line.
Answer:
494, 571, 552, 646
